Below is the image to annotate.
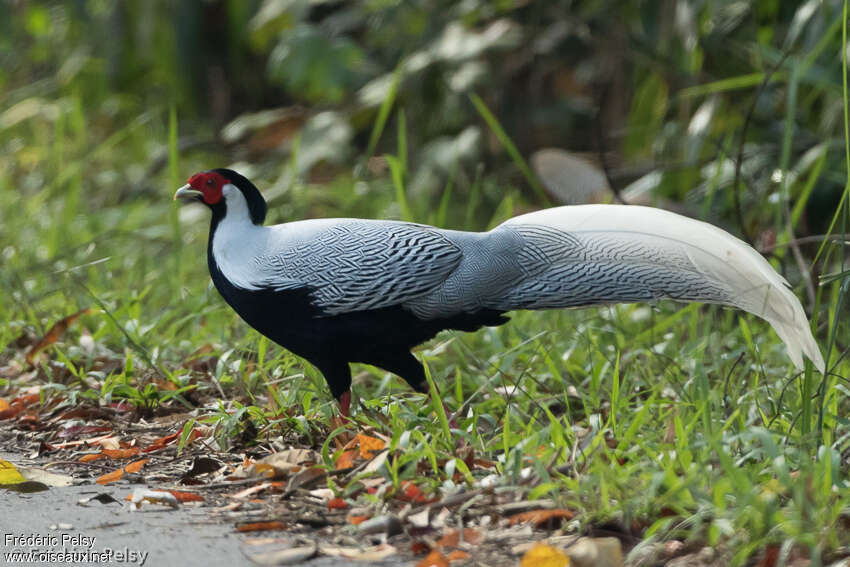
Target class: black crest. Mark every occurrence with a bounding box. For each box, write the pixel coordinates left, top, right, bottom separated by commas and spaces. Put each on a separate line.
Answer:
214, 168, 267, 225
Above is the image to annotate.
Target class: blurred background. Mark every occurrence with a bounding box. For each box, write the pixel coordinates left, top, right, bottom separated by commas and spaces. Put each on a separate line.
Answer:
0, 0, 845, 373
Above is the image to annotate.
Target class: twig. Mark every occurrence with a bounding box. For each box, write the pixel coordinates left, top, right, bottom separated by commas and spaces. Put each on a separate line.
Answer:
594, 81, 626, 204
732, 50, 792, 246
406, 487, 491, 518
758, 234, 850, 253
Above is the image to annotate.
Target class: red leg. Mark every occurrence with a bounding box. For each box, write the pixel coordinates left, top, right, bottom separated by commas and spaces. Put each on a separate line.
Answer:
338, 390, 352, 418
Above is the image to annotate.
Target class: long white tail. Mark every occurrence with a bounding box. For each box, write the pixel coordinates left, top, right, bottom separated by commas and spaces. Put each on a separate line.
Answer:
494, 205, 824, 372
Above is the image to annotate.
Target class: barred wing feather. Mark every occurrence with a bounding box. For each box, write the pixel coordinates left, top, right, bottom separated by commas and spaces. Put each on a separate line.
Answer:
256, 222, 464, 315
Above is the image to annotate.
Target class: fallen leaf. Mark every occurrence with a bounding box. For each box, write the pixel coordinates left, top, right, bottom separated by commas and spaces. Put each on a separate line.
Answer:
17, 467, 73, 487
102, 448, 140, 459
334, 449, 357, 470
141, 430, 185, 452
124, 459, 148, 473
356, 433, 385, 459
127, 488, 179, 510
0, 398, 9, 411
249, 448, 318, 479
96, 459, 148, 485
166, 490, 204, 503
79, 453, 103, 463
437, 528, 483, 547
245, 542, 317, 565
521, 543, 570, 567
400, 481, 430, 503
26, 308, 92, 365
347, 515, 369, 525
411, 541, 431, 555
96, 469, 124, 485
566, 537, 622, 567
319, 543, 397, 560
182, 456, 223, 479
509, 509, 575, 528
236, 521, 287, 532
78, 493, 120, 505
417, 550, 450, 567
327, 497, 347, 510
231, 482, 274, 499
0, 459, 26, 485
447, 550, 471, 562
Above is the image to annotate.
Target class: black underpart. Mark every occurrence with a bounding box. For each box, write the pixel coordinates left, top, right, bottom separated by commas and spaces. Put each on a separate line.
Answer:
206, 225, 509, 398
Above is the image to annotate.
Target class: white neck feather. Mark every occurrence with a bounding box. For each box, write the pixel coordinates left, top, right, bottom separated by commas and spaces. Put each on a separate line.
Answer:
211, 184, 267, 290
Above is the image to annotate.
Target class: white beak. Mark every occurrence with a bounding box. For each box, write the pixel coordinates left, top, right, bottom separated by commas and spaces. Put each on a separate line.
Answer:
174, 184, 203, 201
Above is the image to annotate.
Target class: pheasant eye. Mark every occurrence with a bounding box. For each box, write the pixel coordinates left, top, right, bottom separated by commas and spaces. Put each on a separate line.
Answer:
206, 178, 214, 186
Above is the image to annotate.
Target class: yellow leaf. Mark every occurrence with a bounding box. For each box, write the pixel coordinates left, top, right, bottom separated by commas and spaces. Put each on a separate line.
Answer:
0, 459, 26, 485
521, 544, 570, 567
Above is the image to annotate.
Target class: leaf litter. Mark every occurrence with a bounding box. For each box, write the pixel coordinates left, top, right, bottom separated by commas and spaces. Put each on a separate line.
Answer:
0, 310, 743, 567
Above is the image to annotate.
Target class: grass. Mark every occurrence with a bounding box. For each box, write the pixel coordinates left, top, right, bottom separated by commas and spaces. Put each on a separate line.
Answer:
2, 32, 850, 567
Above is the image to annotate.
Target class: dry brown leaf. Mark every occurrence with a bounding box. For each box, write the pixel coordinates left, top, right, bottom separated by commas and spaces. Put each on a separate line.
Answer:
356, 433, 385, 459
79, 453, 103, 463
166, 490, 204, 503
236, 521, 288, 533
437, 528, 483, 547
347, 515, 370, 525
96, 468, 124, 485
417, 550, 450, 567
327, 497, 347, 510
142, 430, 180, 452
509, 509, 575, 528
249, 448, 317, 478
231, 482, 274, 499
447, 550, 471, 562
521, 543, 570, 567
0, 398, 9, 412
334, 449, 358, 470
124, 459, 148, 473
399, 481, 430, 503
102, 448, 140, 459
26, 308, 93, 365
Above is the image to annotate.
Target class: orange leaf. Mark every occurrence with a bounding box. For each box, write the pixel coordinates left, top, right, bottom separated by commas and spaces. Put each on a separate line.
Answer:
0, 407, 21, 421
437, 528, 483, 547
79, 454, 104, 463
166, 490, 204, 503
447, 550, 471, 562
327, 497, 348, 510
417, 550, 449, 567
400, 481, 429, 503
142, 431, 180, 452
356, 433, 385, 459
411, 542, 431, 555
347, 515, 370, 525
0, 399, 9, 411
96, 468, 124, 485
102, 448, 140, 459
11, 393, 41, 406
334, 449, 358, 470
520, 543, 569, 567
124, 459, 148, 473
509, 509, 575, 528
236, 521, 287, 532
26, 308, 92, 365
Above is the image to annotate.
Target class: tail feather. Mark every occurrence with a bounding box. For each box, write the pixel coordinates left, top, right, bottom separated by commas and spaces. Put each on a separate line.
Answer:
496, 205, 825, 373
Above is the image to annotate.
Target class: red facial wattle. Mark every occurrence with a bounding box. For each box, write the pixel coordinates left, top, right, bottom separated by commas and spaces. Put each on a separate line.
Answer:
187, 172, 225, 205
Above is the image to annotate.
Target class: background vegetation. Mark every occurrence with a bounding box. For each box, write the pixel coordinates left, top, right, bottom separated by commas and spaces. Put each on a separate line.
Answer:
1, 0, 849, 564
